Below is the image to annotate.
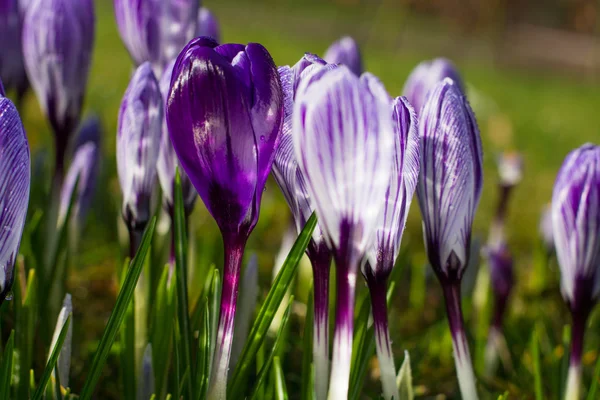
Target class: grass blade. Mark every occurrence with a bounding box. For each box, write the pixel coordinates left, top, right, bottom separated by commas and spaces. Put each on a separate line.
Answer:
0, 330, 14, 399
586, 354, 600, 400
531, 325, 543, 400
79, 217, 156, 400
272, 356, 288, 400
32, 315, 71, 400
228, 212, 317, 398
300, 287, 314, 400
396, 350, 414, 400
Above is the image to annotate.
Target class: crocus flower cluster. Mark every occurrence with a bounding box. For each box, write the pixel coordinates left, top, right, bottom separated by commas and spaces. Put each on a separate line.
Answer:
166, 37, 283, 399
324, 36, 363, 76
0, 86, 31, 305
552, 144, 600, 400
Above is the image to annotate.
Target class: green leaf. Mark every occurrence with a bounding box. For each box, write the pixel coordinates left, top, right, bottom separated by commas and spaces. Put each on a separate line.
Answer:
174, 169, 194, 399
79, 217, 156, 400
531, 325, 543, 400
120, 262, 137, 400
0, 330, 15, 400
248, 297, 293, 400
152, 265, 176, 399
396, 350, 413, 400
16, 268, 37, 400
32, 315, 72, 400
228, 212, 317, 398
195, 301, 211, 400
586, 354, 600, 400
272, 356, 288, 400
300, 287, 314, 400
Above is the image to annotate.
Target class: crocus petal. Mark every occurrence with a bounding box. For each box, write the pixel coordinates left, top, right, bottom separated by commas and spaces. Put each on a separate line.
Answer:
23, 0, 95, 139
167, 39, 282, 234
197, 7, 221, 43
417, 78, 483, 279
117, 62, 162, 229
323, 36, 363, 76
0, 0, 27, 94
0, 96, 30, 302
293, 66, 394, 256
403, 58, 464, 115
552, 143, 600, 308
366, 96, 420, 278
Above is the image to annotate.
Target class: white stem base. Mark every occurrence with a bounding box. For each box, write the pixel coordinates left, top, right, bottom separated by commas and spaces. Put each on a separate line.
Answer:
327, 326, 352, 400
314, 327, 329, 400
564, 364, 582, 400
452, 331, 479, 400
375, 327, 399, 400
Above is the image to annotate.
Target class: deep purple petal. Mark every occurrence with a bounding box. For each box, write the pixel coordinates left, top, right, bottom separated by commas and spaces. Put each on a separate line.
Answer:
323, 36, 362, 76
196, 7, 221, 43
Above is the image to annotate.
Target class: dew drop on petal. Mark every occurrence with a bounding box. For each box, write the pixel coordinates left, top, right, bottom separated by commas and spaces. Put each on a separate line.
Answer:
260, 135, 265, 142
5, 291, 13, 301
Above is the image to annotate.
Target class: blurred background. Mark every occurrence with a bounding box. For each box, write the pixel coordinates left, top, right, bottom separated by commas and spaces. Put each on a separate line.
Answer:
9, 0, 600, 397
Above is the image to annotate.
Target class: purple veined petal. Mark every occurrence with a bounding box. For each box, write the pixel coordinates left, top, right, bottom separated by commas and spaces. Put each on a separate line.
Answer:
403, 58, 464, 115
552, 143, 600, 309
323, 36, 363, 76
117, 62, 162, 230
157, 59, 196, 213
160, 0, 199, 69
293, 66, 395, 256
365, 96, 420, 280
197, 7, 221, 43
0, 96, 30, 302
416, 78, 483, 280
23, 0, 95, 140
0, 0, 27, 95
48, 293, 72, 388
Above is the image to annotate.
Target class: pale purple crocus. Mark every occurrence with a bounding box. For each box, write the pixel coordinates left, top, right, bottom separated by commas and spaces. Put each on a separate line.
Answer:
23, 0, 95, 180
552, 144, 600, 400
114, 0, 199, 76
323, 36, 362, 76
0, 0, 29, 107
293, 66, 395, 399
117, 62, 162, 257
403, 58, 464, 115
196, 7, 220, 43
416, 78, 482, 400
272, 53, 335, 400
167, 37, 283, 399
363, 96, 419, 400
0, 91, 31, 304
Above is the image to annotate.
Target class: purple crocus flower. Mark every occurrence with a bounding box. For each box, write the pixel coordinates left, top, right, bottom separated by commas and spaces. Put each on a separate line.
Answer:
0, 0, 29, 106
196, 7, 220, 43
323, 36, 362, 76
552, 144, 600, 400
166, 37, 283, 398
0, 92, 30, 304
117, 62, 162, 256
362, 96, 419, 400
403, 58, 464, 115
416, 78, 482, 399
114, 0, 199, 76
23, 0, 95, 179
293, 66, 395, 399
58, 116, 101, 231
272, 52, 335, 400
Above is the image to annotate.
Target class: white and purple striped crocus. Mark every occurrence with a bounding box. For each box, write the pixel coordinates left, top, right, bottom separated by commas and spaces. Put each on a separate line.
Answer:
117, 62, 162, 257
0, 0, 29, 106
293, 66, 395, 399
57, 116, 101, 235
363, 97, 419, 400
166, 37, 283, 399
403, 58, 463, 115
197, 7, 221, 43
323, 36, 362, 76
114, 0, 199, 76
552, 144, 600, 400
0, 89, 31, 304
23, 0, 95, 180
416, 78, 482, 400
272, 53, 336, 400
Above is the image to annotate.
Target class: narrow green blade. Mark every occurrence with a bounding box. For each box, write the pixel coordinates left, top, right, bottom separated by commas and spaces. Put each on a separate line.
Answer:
0, 330, 15, 400
272, 356, 288, 400
300, 288, 314, 400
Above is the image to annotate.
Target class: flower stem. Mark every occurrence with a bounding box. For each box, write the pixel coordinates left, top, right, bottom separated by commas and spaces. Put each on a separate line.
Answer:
311, 253, 331, 400
208, 234, 246, 400
565, 309, 588, 400
328, 247, 359, 400
442, 281, 479, 400
367, 278, 399, 400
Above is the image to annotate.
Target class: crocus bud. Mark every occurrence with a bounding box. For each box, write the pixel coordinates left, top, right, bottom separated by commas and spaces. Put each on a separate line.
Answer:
362, 96, 419, 400
496, 151, 523, 188
416, 78, 482, 400
552, 143, 600, 400
167, 37, 282, 398
58, 116, 101, 228
403, 58, 463, 115
0, 0, 28, 103
156, 61, 196, 215
294, 67, 394, 399
197, 7, 221, 43
0, 93, 30, 304
49, 293, 72, 389
23, 0, 95, 173
486, 242, 514, 326
323, 36, 362, 76
117, 62, 162, 237
114, 0, 199, 75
